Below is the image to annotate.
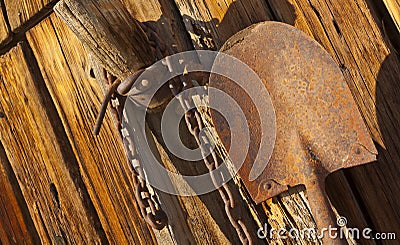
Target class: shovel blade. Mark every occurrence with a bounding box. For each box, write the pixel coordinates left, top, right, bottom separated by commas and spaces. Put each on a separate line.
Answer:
209, 21, 377, 204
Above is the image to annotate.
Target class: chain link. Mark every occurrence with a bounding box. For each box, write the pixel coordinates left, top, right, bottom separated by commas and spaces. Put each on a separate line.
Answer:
93, 21, 253, 243
169, 81, 252, 245
95, 69, 168, 230
142, 23, 253, 244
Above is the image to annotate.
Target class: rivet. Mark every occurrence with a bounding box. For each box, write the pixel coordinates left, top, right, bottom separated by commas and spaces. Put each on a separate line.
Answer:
263, 181, 272, 190
141, 79, 149, 87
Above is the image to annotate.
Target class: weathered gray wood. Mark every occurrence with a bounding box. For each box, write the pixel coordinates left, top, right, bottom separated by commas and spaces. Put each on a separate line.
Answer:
54, 0, 154, 79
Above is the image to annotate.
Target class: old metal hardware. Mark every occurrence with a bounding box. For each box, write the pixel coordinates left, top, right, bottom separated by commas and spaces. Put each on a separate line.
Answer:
169, 82, 253, 244
92, 22, 254, 242
143, 22, 254, 244
209, 21, 377, 241
94, 69, 168, 230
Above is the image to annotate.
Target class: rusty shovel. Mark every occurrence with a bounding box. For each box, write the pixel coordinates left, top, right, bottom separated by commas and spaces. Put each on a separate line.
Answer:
209, 21, 377, 243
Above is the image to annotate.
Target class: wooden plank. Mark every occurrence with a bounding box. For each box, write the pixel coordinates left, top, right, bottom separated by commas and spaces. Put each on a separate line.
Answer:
260, 186, 323, 244
266, 0, 400, 238
0, 141, 40, 244
326, 171, 374, 245
55, 0, 263, 243
50, 0, 400, 243
174, 1, 326, 244
54, 0, 153, 79
383, 0, 400, 34
174, 0, 273, 49
120, 0, 193, 53
3, 0, 55, 33
0, 1, 11, 46
0, 42, 107, 243
363, 0, 400, 55
26, 15, 156, 244
121, 1, 268, 243
120, 0, 265, 244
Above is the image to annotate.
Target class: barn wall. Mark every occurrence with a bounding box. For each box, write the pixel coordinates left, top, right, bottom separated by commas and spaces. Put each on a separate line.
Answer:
0, 0, 399, 244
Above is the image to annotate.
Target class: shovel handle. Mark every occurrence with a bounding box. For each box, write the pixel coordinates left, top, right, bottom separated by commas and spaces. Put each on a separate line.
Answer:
307, 180, 347, 244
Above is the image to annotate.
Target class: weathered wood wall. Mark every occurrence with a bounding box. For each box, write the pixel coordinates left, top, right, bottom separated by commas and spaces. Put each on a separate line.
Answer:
0, 0, 399, 244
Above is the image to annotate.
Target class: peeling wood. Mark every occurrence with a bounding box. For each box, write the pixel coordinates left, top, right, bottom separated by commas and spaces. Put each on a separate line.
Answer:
54, 0, 154, 79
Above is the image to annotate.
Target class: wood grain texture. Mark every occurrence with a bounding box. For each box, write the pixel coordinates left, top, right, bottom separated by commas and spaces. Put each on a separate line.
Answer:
0, 141, 40, 244
0, 1, 11, 46
87, 0, 261, 243
267, 0, 400, 240
0, 42, 106, 243
54, 0, 154, 80
261, 186, 324, 245
57, 0, 264, 243
121, 0, 193, 53
194, 94, 323, 244
3, 0, 55, 32
174, 1, 326, 244
383, 0, 400, 33
174, 0, 273, 49
0, 0, 397, 244
121, 0, 265, 243
26, 14, 156, 244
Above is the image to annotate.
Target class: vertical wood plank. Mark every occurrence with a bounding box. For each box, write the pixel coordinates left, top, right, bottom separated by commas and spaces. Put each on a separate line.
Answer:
3, 0, 56, 32
383, 0, 400, 33
0, 141, 40, 244
0, 0, 11, 46
54, 0, 153, 79
26, 14, 156, 244
0, 42, 107, 243
267, 0, 400, 237
121, 0, 193, 53
122, 0, 258, 243
173, 1, 326, 244
174, 0, 273, 49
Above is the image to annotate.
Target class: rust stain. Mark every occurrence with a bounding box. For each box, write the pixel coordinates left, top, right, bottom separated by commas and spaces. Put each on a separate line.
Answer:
210, 22, 377, 230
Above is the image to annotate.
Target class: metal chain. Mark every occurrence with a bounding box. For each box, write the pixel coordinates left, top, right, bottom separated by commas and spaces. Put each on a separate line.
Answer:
95, 69, 168, 230
141, 22, 253, 244
93, 21, 253, 243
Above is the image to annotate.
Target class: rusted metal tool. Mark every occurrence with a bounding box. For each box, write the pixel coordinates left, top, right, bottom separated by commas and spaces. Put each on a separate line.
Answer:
209, 21, 377, 242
